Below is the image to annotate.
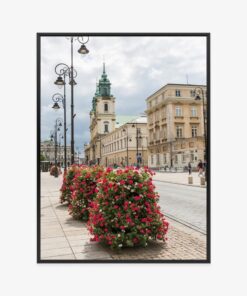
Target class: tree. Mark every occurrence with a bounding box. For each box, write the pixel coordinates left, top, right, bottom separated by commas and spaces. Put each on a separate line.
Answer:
40, 154, 46, 161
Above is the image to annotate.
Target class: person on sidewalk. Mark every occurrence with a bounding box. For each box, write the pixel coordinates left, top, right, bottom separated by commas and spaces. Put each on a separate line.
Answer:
188, 162, 192, 175
203, 160, 207, 177
197, 160, 203, 176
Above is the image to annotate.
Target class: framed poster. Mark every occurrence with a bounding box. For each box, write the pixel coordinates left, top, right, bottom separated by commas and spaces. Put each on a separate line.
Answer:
37, 33, 210, 263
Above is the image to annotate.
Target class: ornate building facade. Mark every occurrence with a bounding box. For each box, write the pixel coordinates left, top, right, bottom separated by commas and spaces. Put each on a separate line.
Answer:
40, 140, 71, 166
88, 63, 116, 164
85, 64, 148, 166
146, 83, 207, 169
100, 116, 148, 167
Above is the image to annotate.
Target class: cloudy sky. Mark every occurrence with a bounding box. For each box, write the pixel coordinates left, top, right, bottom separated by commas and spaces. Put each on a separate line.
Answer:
41, 36, 206, 155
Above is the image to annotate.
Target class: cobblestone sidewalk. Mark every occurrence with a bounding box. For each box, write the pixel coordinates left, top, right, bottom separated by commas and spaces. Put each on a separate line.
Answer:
40, 173, 207, 261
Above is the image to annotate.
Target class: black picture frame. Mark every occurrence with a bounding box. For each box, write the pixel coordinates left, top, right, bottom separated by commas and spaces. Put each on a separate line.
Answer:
37, 32, 210, 263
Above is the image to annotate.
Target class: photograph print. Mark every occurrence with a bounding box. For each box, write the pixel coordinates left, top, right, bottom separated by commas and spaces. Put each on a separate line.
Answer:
37, 33, 210, 263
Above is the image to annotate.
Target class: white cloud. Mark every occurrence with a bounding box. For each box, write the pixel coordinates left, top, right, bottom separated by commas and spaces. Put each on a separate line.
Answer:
40, 36, 206, 150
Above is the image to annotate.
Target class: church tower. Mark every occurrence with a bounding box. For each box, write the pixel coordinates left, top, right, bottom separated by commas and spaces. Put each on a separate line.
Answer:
89, 63, 116, 164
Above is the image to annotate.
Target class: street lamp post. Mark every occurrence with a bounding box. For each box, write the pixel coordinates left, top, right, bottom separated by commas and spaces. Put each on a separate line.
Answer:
194, 87, 207, 178
92, 144, 96, 165
54, 36, 89, 165
54, 63, 76, 166
96, 137, 102, 165
58, 133, 63, 166
51, 92, 67, 170
50, 118, 63, 177
70, 36, 89, 164
132, 122, 142, 167
123, 124, 132, 166
142, 145, 144, 166
169, 141, 173, 169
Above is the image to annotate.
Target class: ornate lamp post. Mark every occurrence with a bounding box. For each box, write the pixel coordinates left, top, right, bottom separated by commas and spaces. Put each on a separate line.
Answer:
50, 118, 63, 177
51, 92, 67, 170
54, 63, 76, 166
54, 36, 89, 165
194, 87, 207, 178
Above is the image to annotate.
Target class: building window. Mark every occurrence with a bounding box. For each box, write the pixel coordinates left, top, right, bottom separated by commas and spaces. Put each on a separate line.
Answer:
191, 106, 197, 117
175, 154, 178, 163
104, 103, 108, 112
151, 155, 154, 165
156, 128, 160, 140
162, 107, 166, 118
176, 125, 183, 138
157, 154, 160, 165
155, 110, 159, 121
175, 90, 181, 97
163, 128, 167, 139
182, 153, 186, 162
190, 90, 196, 97
175, 106, 182, 117
159, 129, 163, 139
163, 154, 166, 164
192, 125, 197, 137
104, 122, 109, 133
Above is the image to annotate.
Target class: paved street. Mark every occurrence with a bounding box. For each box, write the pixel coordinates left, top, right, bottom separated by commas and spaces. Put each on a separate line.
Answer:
154, 181, 207, 234
40, 172, 207, 261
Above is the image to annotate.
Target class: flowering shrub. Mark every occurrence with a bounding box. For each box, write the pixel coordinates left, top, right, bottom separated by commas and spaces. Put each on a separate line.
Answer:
60, 165, 82, 204
88, 167, 169, 249
68, 166, 105, 220
50, 165, 61, 176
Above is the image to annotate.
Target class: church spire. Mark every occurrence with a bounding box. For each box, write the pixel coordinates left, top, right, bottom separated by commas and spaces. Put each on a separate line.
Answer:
98, 63, 111, 97
94, 80, 99, 96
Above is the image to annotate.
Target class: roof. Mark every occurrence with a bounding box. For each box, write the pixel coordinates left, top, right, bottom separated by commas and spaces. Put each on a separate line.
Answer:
146, 83, 207, 101
116, 115, 147, 128
115, 115, 138, 128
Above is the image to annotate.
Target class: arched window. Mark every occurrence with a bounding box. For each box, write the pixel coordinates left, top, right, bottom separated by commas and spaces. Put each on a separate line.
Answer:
104, 121, 109, 133
104, 103, 108, 112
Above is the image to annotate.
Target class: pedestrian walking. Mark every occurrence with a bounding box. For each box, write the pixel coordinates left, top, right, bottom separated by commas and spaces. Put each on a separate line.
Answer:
188, 162, 192, 175
203, 160, 206, 173
197, 160, 203, 176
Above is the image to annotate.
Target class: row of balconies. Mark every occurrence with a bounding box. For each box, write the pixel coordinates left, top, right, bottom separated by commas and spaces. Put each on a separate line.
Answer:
148, 116, 200, 126
148, 136, 202, 146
